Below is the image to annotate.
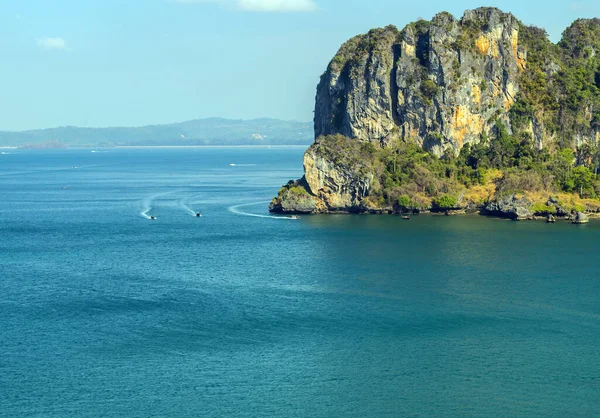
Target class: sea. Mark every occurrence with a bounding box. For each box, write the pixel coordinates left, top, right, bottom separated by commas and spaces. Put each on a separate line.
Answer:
1, 146, 599, 417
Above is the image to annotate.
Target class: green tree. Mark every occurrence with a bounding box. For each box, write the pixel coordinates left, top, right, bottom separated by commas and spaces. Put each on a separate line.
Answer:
554, 148, 576, 190
489, 121, 518, 167
432, 194, 458, 211
572, 165, 595, 197
397, 195, 414, 212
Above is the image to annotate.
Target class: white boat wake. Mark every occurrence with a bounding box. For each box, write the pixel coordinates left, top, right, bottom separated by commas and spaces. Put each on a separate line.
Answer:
140, 191, 176, 219
182, 205, 197, 216
178, 195, 201, 216
228, 201, 297, 220
140, 198, 154, 219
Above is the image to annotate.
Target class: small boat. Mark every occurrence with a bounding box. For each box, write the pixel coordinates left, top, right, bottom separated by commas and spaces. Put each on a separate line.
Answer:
196, 213, 202, 217
401, 214, 411, 220
290, 215, 300, 219
150, 216, 156, 220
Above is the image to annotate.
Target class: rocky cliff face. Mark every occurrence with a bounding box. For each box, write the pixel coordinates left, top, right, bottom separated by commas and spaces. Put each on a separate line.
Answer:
315, 8, 600, 155
301, 141, 374, 212
269, 136, 377, 213
271, 7, 600, 215
316, 8, 529, 155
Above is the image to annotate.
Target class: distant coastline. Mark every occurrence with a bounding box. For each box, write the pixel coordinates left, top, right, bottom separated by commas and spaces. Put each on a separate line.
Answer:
0, 117, 313, 148
1, 144, 309, 150
113, 145, 308, 149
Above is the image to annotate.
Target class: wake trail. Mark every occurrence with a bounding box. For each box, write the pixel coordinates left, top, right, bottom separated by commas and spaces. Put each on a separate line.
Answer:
183, 205, 197, 216
140, 191, 177, 219
228, 201, 297, 220
178, 193, 202, 216
140, 199, 154, 219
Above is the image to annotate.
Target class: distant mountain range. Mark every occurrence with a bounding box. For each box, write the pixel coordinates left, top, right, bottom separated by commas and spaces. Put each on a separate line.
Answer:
0, 118, 313, 147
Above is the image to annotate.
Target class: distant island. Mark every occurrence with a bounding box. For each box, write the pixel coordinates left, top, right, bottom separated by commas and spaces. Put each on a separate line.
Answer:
271, 7, 600, 222
0, 118, 312, 148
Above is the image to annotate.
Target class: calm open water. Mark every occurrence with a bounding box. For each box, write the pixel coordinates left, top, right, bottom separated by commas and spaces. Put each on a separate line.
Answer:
1, 147, 600, 417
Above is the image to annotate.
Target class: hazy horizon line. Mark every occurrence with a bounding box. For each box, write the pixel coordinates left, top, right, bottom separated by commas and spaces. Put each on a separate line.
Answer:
1, 116, 313, 133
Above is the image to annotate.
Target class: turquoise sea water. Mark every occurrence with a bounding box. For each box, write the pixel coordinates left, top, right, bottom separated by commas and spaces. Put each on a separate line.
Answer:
1, 147, 600, 417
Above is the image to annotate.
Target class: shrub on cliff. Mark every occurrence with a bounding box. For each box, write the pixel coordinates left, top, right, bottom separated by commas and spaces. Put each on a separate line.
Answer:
530, 202, 556, 215
314, 134, 376, 177
432, 194, 458, 211
270, 181, 316, 214
420, 80, 439, 103
397, 195, 416, 211
288, 186, 310, 196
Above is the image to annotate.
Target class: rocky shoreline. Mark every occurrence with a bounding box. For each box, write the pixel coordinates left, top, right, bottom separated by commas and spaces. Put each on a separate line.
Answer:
270, 204, 596, 223
270, 189, 597, 223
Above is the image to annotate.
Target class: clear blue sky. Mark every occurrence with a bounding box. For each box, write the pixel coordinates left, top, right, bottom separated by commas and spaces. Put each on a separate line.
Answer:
1, 0, 599, 130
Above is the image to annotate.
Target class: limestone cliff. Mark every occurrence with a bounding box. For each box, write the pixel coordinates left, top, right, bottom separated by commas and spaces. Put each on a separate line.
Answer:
315, 8, 530, 155
315, 8, 600, 154
270, 136, 377, 213
271, 7, 600, 215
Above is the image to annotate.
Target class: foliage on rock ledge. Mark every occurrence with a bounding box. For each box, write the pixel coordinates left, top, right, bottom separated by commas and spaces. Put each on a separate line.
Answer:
513, 18, 600, 146
311, 129, 600, 212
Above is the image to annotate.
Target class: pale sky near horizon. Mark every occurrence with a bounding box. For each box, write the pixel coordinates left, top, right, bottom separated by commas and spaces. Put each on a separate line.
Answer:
1, 0, 599, 131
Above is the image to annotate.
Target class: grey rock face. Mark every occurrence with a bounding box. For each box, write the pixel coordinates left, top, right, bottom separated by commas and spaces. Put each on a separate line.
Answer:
482, 195, 532, 220
302, 144, 373, 212
269, 136, 378, 214
314, 26, 400, 146
555, 205, 570, 217
572, 212, 590, 224
314, 8, 600, 156
315, 8, 529, 156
